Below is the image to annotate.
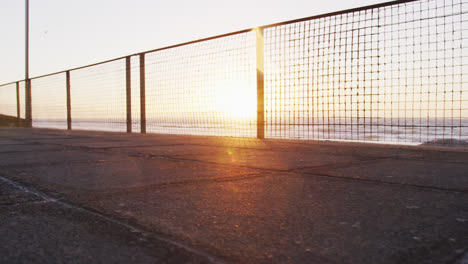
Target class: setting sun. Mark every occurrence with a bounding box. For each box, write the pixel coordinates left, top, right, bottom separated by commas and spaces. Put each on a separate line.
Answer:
215, 78, 257, 121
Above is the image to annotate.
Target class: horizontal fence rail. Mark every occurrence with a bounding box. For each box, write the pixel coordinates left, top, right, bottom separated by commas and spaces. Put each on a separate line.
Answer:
0, 0, 466, 145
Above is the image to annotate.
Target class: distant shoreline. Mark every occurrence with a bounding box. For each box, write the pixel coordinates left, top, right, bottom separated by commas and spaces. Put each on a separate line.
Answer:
30, 118, 468, 146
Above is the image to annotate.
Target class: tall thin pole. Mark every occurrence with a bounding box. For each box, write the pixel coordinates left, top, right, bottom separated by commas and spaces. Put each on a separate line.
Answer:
25, 0, 32, 127
25, 0, 29, 81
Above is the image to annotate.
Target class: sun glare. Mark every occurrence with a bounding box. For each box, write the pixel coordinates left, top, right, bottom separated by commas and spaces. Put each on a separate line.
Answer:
215, 78, 256, 121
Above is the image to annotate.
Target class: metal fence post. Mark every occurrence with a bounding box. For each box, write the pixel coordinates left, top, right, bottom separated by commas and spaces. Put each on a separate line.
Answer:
16, 82, 20, 126
140, 54, 146, 134
256, 28, 265, 139
66, 71, 72, 130
25, 79, 32, 128
126, 56, 132, 133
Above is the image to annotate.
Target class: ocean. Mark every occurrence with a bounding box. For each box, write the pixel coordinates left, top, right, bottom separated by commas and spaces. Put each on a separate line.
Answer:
32, 118, 468, 146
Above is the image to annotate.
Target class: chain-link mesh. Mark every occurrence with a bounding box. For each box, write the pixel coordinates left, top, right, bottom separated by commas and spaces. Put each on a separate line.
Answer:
70, 59, 127, 132
0, 83, 18, 118
264, 0, 467, 144
145, 32, 257, 137
18, 81, 26, 119
31, 73, 67, 129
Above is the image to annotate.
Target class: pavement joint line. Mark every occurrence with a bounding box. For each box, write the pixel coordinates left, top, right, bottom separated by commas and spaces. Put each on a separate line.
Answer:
73, 172, 271, 198
0, 200, 50, 207
32, 132, 91, 137
291, 156, 396, 171
0, 175, 227, 264
0, 172, 270, 200
0, 143, 27, 146
297, 171, 468, 194
89, 142, 409, 156
0, 158, 136, 169
166, 142, 401, 156
26, 141, 275, 152
147, 143, 275, 151
0, 141, 22, 144
130, 153, 289, 172
0, 148, 65, 154
89, 143, 205, 150
18, 137, 86, 141
391, 155, 468, 165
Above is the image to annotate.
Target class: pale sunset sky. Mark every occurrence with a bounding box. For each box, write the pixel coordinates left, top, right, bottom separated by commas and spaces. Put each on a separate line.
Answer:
0, 0, 386, 84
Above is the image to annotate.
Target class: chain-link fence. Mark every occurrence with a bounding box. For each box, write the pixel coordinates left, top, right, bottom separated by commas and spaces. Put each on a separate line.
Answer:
0, 0, 466, 145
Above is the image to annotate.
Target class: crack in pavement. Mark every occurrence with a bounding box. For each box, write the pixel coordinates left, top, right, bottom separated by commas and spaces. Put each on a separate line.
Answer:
297, 170, 468, 194
0, 200, 50, 207
0, 158, 135, 169
70, 172, 270, 199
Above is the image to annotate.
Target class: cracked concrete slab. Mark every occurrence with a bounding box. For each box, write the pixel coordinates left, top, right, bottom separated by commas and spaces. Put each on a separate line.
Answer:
1, 127, 467, 264
83, 173, 468, 264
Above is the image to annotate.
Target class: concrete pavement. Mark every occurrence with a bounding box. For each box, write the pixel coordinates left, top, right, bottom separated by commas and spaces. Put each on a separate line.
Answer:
0, 127, 467, 263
